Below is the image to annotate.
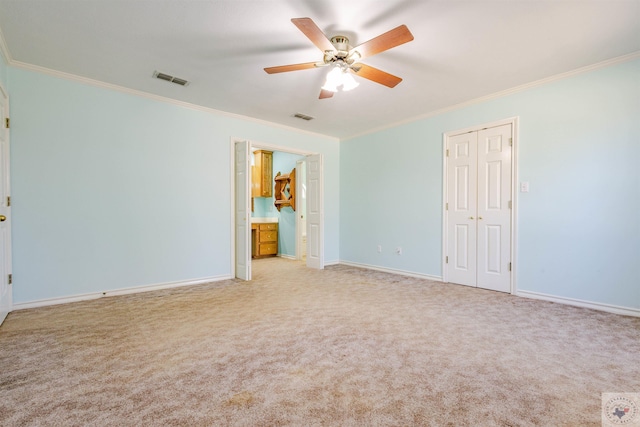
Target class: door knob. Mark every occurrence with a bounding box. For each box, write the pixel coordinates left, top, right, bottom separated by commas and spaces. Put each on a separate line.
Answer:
478, 216, 483, 220
469, 216, 474, 220
0, 215, 6, 222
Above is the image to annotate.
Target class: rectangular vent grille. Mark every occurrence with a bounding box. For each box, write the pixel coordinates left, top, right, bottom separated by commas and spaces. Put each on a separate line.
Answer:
153, 71, 189, 86
293, 113, 314, 121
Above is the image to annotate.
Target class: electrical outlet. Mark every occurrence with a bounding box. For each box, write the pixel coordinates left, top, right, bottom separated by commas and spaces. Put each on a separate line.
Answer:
377, 245, 382, 253
396, 247, 402, 255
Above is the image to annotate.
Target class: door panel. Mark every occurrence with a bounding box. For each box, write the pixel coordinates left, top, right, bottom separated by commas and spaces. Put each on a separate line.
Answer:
454, 224, 470, 269
234, 140, 251, 281
477, 124, 512, 292
455, 165, 470, 210
483, 224, 502, 273
485, 160, 502, 210
447, 132, 477, 287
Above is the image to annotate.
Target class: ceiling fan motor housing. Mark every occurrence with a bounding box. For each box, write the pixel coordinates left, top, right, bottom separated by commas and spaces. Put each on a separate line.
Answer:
330, 35, 350, 52
325, 35, 360, 66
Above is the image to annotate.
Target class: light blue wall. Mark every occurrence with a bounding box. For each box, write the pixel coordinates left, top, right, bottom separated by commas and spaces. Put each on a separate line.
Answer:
252, 196, 273, 218
272, 151, 304, 257
8, 67, 339, 304
340, 59, 640, 310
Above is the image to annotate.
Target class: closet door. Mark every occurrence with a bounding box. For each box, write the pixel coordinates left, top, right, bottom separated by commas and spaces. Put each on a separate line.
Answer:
446, 123, 512, 293
447, 131, 478, 287
476, 125, 512, 292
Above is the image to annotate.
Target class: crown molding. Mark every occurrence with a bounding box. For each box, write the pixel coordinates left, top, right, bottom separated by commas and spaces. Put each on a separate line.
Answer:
7, 59, 338, 142
342, 51, 640, 141
0, 24, 12, 65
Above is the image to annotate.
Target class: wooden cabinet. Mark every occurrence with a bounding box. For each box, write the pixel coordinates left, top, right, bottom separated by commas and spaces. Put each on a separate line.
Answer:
252, 223, 278, 258
251, 150, 273, 198
274, 168, 295, 211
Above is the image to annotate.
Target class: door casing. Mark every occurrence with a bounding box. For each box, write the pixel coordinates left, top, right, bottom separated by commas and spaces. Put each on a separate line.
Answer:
230, 139, 324, 279
442, 117, 519, 294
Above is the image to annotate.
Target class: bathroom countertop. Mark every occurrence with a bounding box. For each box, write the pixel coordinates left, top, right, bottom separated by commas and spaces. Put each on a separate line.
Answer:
251, 217, 278, 224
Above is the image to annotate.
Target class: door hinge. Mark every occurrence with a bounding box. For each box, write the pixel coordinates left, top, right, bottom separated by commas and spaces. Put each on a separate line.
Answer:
509, 137, 513, 146
508, 200, 512, 209
445, 202, 448, 210
4, 118, 8, 129
6, 196, 10, 207
446, 149, 449, 157
508, 262, 512, 272
446, 256, 449, 264
8, 274, 12, 285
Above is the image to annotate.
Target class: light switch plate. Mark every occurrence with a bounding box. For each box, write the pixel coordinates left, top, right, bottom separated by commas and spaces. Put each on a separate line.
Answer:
520, 181, 530, 192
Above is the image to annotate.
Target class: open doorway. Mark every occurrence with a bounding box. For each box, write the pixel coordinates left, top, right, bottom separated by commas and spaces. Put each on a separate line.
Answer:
232, 139, 324, 280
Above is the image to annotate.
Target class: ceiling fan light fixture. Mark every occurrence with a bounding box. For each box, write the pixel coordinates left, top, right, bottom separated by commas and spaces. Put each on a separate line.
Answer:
341, 73, 359, 91
325, 66, 343, 83
322, 65, 358, 93
321, 66, 343, 92
321, 82, 339, 92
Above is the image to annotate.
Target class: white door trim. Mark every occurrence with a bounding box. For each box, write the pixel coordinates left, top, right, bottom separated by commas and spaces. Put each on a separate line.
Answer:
230, 138, 252, 280
442, 117, 519, 294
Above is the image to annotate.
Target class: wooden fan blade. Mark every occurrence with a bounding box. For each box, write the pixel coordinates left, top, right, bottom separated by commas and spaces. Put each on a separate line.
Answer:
352, 64, 402, 88
291, 18, 335, 52
264, 62, 319, 74
319, 89, 334, 99
349, 25, 414, 60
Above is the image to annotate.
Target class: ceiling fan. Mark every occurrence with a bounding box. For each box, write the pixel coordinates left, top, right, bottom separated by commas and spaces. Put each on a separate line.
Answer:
264, 18, 414, 99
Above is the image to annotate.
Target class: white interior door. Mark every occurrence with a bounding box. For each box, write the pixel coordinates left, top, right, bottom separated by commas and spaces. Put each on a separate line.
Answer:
446, 123, 512, 293
234, 140, 251, 281
476, 125, 512, 292
305, 154, 324, 269
447, 132, 478, 287
0, 85, 11, 325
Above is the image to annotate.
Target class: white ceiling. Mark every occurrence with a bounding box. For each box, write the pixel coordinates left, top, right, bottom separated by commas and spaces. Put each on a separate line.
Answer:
0, 0, 638, 139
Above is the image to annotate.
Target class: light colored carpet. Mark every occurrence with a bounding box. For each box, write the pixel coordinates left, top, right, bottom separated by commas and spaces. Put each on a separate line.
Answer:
0, 258, 638, 426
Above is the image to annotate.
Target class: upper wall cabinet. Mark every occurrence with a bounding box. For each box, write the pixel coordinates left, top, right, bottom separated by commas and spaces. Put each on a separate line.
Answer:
274, 168, 295, 211
251, 150, 273, 198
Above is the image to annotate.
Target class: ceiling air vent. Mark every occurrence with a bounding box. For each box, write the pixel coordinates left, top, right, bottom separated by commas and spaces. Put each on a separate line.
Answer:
293, 113, 314, 121
153, 71, 189, 86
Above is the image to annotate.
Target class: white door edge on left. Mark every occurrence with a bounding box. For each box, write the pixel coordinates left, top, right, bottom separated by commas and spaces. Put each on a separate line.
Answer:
233, 139, 251, 281
0, 83, 12, 325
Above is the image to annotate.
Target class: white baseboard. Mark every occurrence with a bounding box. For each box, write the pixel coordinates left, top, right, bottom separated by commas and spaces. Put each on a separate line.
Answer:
338, 260, 443, 282
278, 254, 296, 260
337, 263, 639, 317
517, 290, 640, 317
12, 274, 233, 311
